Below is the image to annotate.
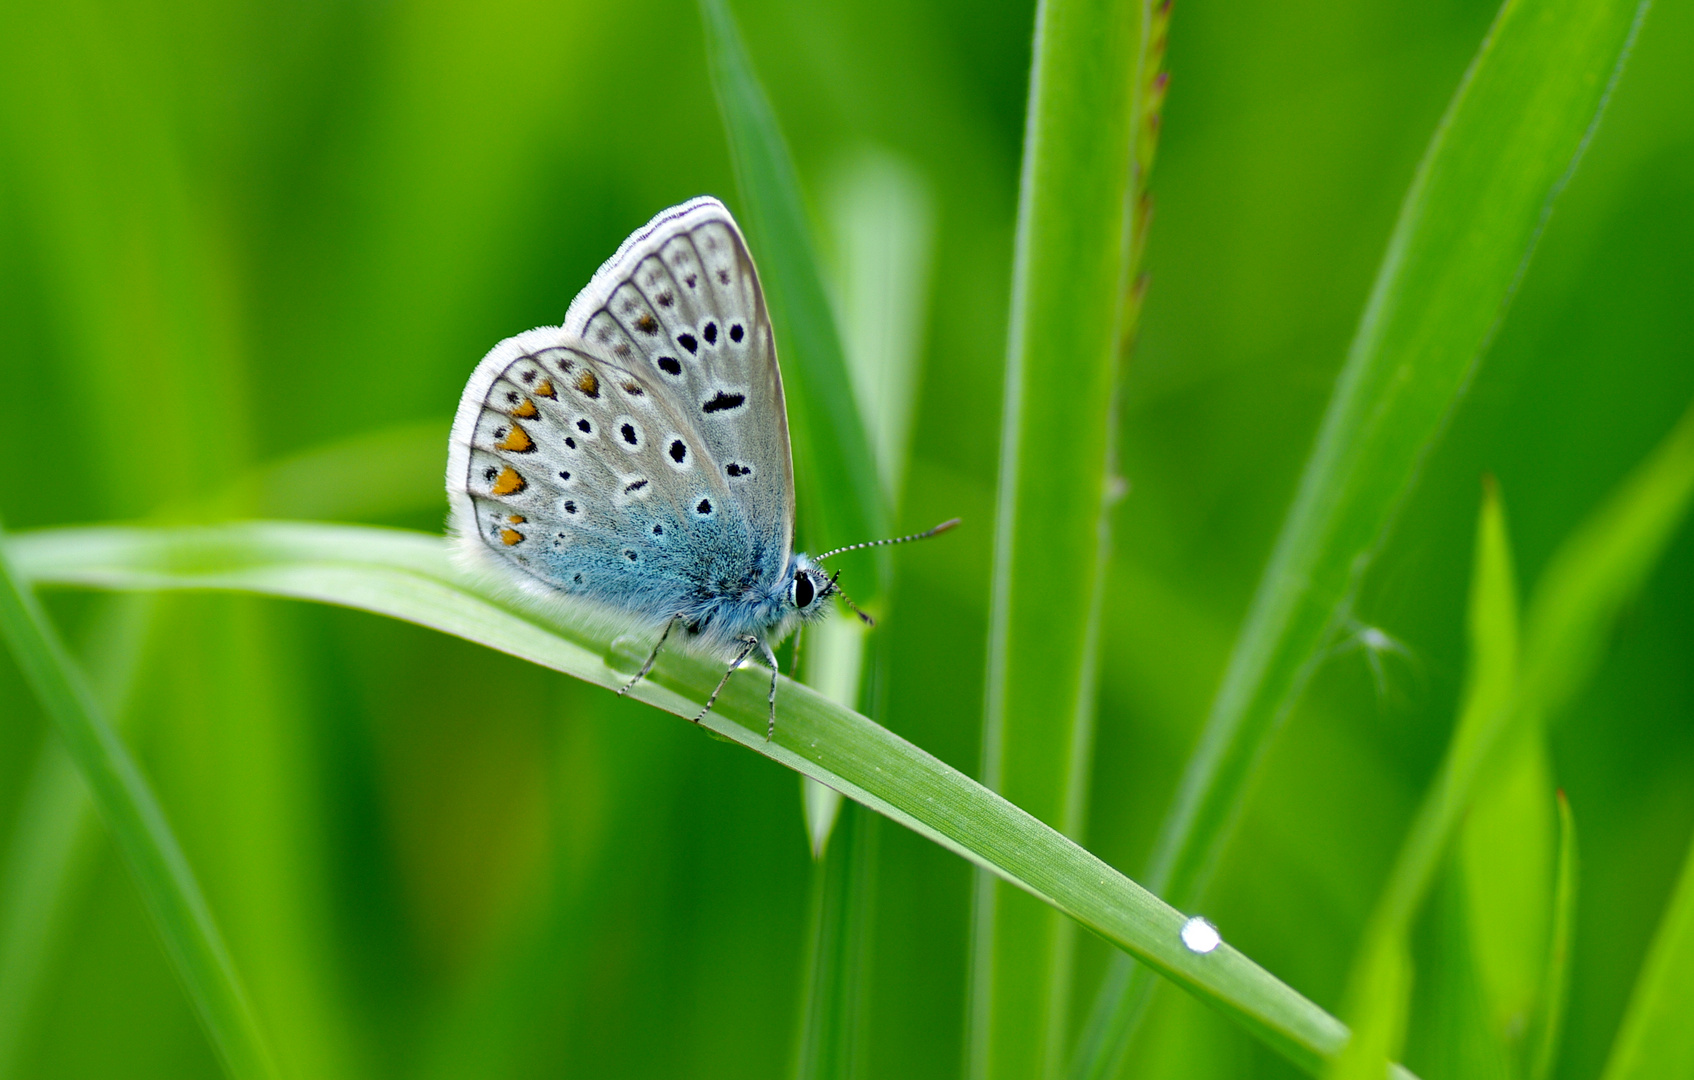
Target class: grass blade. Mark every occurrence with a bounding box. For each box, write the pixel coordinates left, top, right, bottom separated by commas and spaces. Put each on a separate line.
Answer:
0, 524, 278, 1080
1458, 720, 1558, 1047
1600, 822, 1694, 1080
0, 595, 155, 1074
1076, 0, 1656, 1066
1528, 791, 1579, 1080
698, 0, 885, 569
10, 519, 1410, 1077
1335, 391, 1694, 1075
1327, 480, 1519, 1080
972, 0, 1147, 1072
793, 801, 876, 1080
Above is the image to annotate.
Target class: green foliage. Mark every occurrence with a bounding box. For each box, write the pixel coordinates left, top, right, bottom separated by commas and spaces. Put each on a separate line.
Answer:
8, 520, 1365, 1069
2, 0, 1692, 1076
0, 529, 277, 1079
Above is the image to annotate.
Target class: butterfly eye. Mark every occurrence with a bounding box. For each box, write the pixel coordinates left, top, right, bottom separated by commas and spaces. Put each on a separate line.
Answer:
793, 572, 815, 609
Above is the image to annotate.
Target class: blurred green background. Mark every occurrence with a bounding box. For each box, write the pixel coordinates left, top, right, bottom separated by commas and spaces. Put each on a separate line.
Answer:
1, 0, 1691, 1076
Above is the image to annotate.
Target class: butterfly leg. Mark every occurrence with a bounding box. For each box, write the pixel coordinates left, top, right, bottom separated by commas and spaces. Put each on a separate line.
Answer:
756, 638, 781, 741
694, 636, 759, 724
619, 615, 679, 696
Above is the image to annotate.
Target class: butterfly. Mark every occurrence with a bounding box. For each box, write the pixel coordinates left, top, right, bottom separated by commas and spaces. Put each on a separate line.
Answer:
446, 197, 955, 738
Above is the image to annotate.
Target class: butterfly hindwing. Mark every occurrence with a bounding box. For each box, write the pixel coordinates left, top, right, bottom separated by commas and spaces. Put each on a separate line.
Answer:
454, 335, 750, 618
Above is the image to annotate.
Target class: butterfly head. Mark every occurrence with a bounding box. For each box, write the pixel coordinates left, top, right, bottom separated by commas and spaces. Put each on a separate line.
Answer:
785, 557, 857, 626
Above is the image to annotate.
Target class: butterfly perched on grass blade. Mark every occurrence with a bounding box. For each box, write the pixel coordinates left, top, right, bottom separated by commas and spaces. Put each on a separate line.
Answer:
447, 197, 955, 737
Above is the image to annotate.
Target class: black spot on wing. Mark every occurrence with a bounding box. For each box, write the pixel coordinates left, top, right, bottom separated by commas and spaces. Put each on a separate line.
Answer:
703, 321, 718, 345
729, 323, 744, 343
657, 356, 682, 376
702, 391, 746, 413
669, 439, 687, 463
678, 332, 698, 354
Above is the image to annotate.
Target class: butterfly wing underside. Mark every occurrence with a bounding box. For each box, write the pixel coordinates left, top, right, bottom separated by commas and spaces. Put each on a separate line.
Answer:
446, 198, 796, 630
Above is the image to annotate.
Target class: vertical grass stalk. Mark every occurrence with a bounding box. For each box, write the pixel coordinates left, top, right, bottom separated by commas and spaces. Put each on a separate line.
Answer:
971, 0, 1146, 1076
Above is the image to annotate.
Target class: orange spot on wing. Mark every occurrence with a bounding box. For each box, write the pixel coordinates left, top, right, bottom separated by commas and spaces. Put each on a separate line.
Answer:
500, 528, 524, 546
491, 467, 526, 496
533, 380, 556, 399
507, 514, 525, 524
511, 398, 539, 418
576, 370, 599, 397
497, 423, 534, 453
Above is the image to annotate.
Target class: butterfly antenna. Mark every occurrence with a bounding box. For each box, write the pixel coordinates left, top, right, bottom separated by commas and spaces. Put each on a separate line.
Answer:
813, 518, 961, 563
822, 570, 875, 627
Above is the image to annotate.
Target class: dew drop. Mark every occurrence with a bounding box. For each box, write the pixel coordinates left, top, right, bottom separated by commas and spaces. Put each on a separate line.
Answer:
1180, 916, 1221, 954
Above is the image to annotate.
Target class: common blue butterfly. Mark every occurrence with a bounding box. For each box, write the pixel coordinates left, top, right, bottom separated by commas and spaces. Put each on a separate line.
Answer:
447, 197, 954, 737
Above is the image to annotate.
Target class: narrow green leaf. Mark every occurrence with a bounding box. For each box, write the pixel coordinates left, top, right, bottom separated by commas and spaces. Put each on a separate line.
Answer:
822, 149, 936, 505
796, 615, 873, 1080
796, 149, 935, 1074
1600, 820, 1694, 1080
1327, 481, 1519, 1080
973, 0, 1144, 1072
1414, 862, 1514, 1080
1459, 725, 1557, 1044
697, 0, 885, 572
0, 596, 154, 1074
9, 520, 1411, 1078
1519, 399, 1694, 721
1077, 0, 1655, 1065
793, 801, 876, 1080
1326, 938, 1412, 1080
1528, 791, 1578, 1080
0, 524, 278, 1080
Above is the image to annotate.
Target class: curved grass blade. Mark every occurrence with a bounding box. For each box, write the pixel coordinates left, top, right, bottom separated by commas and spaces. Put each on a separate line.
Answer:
1075, 0, 1657, 1068
10, 519, 1411, 1078
0, 524, 278, 1080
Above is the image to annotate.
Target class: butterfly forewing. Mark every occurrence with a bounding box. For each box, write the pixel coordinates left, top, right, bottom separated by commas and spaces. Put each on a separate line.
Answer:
569, 209, 793, 575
